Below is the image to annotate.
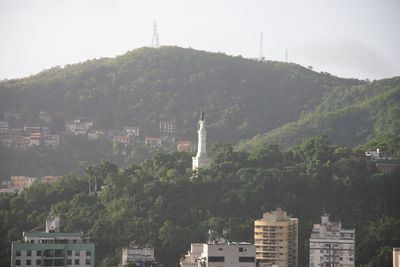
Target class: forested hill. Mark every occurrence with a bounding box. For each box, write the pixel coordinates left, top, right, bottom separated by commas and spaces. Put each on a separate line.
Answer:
238, 76, 400, 150
0, 46, 362, 144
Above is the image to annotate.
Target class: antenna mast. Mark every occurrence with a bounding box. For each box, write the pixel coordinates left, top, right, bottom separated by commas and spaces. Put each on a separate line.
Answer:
258, 33, 264, 61
152, 21, 160, 48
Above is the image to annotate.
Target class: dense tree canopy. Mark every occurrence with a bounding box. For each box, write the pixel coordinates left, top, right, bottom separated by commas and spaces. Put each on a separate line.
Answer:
1, 135, 399, 266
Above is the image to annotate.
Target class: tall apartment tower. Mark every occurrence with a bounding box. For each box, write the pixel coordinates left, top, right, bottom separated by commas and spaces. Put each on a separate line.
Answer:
192, 109, 211, 171
309, 214, 355, 267
254, 208, 298, 267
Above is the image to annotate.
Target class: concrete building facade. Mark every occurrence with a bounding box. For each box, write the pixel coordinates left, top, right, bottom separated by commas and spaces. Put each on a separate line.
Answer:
309, 214, 355, 267
181, 241, 256, 267
11, 217, 95, 267
254, 208, 298, 267
394, 247, 400, 267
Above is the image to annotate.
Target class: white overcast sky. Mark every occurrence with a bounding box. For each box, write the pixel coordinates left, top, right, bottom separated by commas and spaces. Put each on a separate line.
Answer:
0, 0, 399, 80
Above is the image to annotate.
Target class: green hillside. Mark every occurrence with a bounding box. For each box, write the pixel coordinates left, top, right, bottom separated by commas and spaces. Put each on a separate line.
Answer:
0, 46, 362, 144
238, 77, 400, 150
1, 136, 399, 266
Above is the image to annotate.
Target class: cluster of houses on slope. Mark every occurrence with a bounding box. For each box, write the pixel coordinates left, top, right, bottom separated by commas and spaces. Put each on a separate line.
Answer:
1, 111, 194, 153
0, 175, 61, 193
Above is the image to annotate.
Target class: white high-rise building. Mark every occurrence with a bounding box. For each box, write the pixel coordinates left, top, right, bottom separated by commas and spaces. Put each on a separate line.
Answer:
192, 109, 211, 171
309, 214, 355, 267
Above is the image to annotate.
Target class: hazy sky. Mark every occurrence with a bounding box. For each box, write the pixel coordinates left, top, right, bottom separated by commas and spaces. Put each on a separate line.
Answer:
1, 0, 399, 80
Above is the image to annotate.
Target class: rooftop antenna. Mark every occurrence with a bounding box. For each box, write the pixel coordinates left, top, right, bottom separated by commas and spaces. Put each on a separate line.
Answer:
258, 33, 264, 61
152, 21, 160, 48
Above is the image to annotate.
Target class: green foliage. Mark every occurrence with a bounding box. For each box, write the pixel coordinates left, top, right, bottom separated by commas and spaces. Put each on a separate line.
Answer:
3, 136, 398, 266
1, 46, 363, 150
238, 77, 400, 150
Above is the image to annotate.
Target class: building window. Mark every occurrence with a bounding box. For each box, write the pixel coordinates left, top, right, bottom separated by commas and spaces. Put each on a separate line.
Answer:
26, 260, 31, 265
36, 259, 41, 265
36, 250, 42, 256
75, 259, 80, 265
54, 259, 64, 266
27, 250, 32, 256
67, 259, 72, 265
208, 257, 224, 262
239, 257, 255, 262
86, 251, 91, 256
54, 249, 64, 257
16, 250, 21, 256
218, 248, 223, 251
30, 240, 35, 244
16, 260, 21, 266
85, 259, 91, 265
239, 247, 243, 252
349, 258, 353, 261
75, 250, 80, 256
44, 259, 54, 266
67, 250, 72, 256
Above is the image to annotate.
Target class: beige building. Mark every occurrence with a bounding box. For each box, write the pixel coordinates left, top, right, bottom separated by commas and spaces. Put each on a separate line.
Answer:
393, 248, 400, 267
254, 208, 298, 267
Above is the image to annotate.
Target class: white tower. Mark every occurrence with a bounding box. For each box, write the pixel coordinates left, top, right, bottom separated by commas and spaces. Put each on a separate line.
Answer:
192, 109, 211, 171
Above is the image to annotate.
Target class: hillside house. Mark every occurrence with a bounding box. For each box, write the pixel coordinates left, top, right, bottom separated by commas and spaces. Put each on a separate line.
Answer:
145, 137, 162, 147
24, 124, 41, 135
43, 135, 60, 149
124, 126, 140, 137
0, 121, 9, 135
177, 141, 193, 152
113, 136, 131, 144
12, 137, 30, 151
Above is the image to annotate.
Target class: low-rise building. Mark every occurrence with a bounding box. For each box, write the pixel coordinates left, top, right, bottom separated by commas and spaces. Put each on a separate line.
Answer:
4, 111, 21, 120
12, 137, 30, 151
40, 176, 62, 184
121, 245, 162, 266
113, 136, 131, 145
24, 124, 41, 135
107, 129, 122, 137
309, 214, 355, 267
0, 135, 12, 147
29, 133, 42, 147
159, 120, 176, 136
181, 240, 256, 267
39, 111, 51, 123
65, 119, 93, 135
0, 121, 9, 135
43, 135, 60, 149
177, 141, 193, 152
124, 126, 140, 137
9, 128, 24, 137
11, 217, 95, 267
8, 176, 37, 189
145, 137, 162, 147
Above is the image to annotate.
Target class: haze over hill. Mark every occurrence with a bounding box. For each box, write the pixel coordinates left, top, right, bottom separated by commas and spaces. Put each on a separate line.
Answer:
1, 0, 399, 80
1, 46, 368, 146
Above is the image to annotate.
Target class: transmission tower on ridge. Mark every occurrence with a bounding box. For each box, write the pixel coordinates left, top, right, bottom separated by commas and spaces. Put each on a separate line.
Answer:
152, 21, 160, 48
258, 33, 264, 61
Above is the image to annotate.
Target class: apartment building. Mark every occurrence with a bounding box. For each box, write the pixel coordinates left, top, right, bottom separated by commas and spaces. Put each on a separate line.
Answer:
309, 214, 355, 267
254, 208, 298, 267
